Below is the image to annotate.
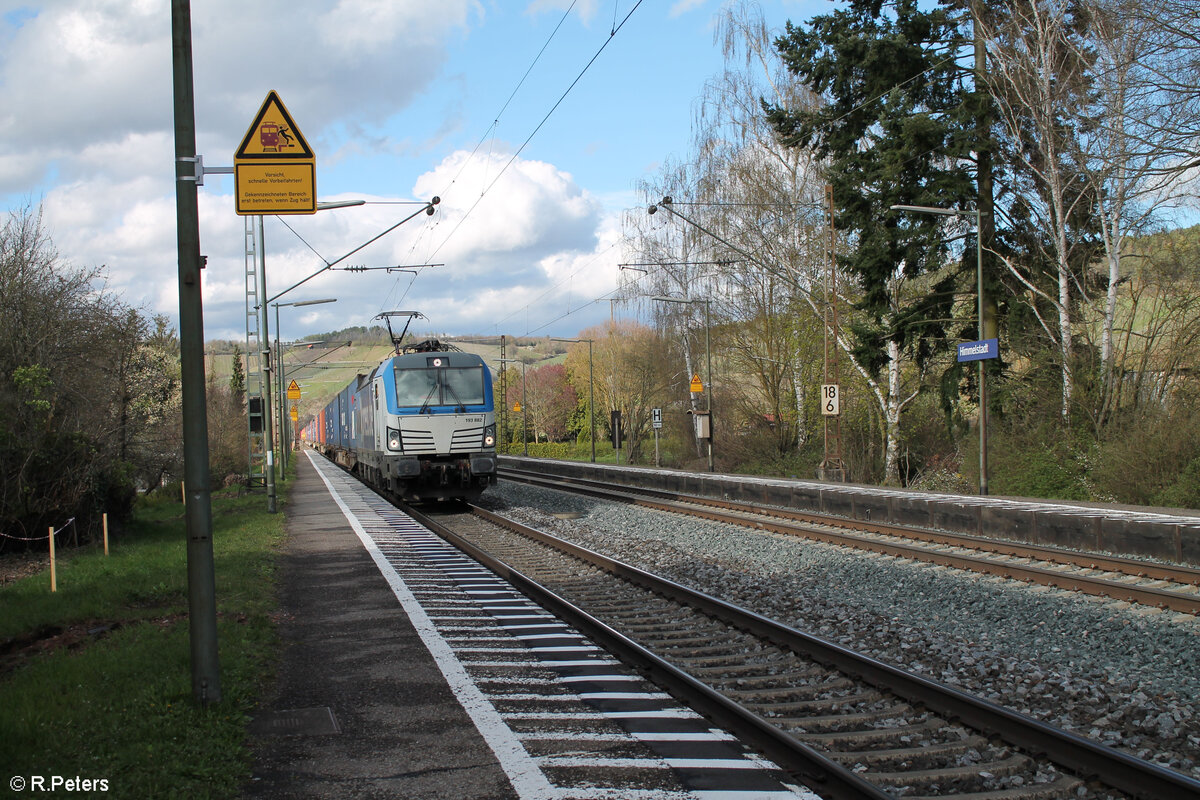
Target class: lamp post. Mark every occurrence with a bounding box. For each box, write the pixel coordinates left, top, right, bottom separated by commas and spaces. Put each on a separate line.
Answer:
652, 295, 714, 472
551, 337, 595, 462
273, 298, 336, 474
497, 358, 527, 457
890, 204, 988, 495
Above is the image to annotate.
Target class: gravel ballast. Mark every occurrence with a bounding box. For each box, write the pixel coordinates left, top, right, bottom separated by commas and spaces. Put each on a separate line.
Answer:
480, 481, 1200, 779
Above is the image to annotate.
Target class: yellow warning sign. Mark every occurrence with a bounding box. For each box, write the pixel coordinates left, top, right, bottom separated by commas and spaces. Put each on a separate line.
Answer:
235, 91, 315, 159
513, 402, 522, 413
234, 91, 316, 215
287, 380, 301, 401
689, 373, 704, 393
289, 404, 299, 421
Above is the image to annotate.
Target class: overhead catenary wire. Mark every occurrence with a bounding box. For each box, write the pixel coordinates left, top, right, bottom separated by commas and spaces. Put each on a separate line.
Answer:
424, 0, 645, 265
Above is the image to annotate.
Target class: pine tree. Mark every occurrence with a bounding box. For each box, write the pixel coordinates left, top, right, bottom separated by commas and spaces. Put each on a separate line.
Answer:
766, 0, 985, 373
764, 0, 998, 484
229, 343, 246, 408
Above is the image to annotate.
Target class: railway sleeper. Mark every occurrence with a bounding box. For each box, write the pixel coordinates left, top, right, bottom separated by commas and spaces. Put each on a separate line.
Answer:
669, 652, 773, 669
762, 702, 915, 731
799, 716, 951, 747
828, 734, 990, 769
903, 772, 1083, 800
636, 630, 751, 648
864, 753, 1033, 787
651, 641, 764, 657
556, 594, 650, 612
717, 677, 864, 700
728, 689, 885, 714
688, 661, 829, 680
613, 619, 720, 634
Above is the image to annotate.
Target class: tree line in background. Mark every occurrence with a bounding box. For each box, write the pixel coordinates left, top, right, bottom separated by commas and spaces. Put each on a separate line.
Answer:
0, 206, 248, 551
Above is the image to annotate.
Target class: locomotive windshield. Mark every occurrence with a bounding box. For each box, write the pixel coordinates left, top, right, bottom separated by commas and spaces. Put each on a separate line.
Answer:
394, 366, 486, 409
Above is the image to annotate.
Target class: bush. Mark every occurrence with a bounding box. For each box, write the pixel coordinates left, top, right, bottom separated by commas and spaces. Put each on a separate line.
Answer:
1092, 400, 1200, 506
515, 442, 572, 459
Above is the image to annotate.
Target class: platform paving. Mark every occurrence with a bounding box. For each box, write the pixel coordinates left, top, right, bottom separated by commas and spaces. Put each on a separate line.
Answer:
244, 454, 518, 799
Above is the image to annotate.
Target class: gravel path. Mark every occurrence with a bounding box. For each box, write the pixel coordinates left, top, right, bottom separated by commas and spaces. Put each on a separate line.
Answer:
480, 481, 1200, 779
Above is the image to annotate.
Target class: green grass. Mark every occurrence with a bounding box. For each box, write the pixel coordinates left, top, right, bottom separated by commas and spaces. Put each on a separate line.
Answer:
0, 482, 286, 799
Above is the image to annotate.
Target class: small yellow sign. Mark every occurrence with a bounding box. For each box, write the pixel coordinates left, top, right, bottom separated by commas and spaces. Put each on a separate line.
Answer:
287, 379, 302, 401
235, 162, 316, 215
289, 404, 299, 421
689, 373, 704, 393
234, 91, 316, 215
513, 402, 522, 412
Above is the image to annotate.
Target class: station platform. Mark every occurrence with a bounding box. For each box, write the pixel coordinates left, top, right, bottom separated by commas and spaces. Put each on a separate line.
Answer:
244, 453, 519, 799
245, 451, 815, 800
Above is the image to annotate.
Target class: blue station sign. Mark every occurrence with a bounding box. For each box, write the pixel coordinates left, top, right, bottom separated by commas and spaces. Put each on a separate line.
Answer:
957, 338, 999, 362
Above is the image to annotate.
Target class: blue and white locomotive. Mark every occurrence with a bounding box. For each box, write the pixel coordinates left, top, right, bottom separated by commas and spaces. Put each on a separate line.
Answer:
314, 339, 497, 501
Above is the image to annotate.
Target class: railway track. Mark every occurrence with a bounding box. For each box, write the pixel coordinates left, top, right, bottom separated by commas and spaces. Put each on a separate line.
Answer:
405, 500, 1200, 800
498, 467, 1200, 615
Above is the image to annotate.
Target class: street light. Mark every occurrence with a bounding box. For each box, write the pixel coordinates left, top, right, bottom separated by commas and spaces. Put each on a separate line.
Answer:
315, 199, 366, 211
551, 337, 595, 462
652, 295, 714, 472
890, 204, 988, 495
497, 358, 528, 457
273, 298, 337, 474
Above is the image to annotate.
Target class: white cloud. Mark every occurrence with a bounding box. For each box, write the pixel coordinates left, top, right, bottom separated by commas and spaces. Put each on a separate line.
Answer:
524, 0, 598, 25
0, 1, 478, 197
670, 0, 708, 18
412, 149, 602, 277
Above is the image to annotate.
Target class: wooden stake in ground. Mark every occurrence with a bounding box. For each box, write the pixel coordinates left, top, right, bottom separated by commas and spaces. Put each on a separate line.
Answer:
49, 525, 56, 593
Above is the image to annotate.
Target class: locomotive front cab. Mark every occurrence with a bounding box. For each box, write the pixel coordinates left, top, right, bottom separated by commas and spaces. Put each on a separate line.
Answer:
379, 352, 497, 500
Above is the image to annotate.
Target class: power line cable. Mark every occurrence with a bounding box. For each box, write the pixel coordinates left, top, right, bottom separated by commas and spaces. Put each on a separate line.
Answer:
426, 0, 645, 263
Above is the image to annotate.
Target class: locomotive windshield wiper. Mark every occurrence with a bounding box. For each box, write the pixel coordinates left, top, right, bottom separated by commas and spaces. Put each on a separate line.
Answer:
443, 382, 467, 413
418, 381, 439, 414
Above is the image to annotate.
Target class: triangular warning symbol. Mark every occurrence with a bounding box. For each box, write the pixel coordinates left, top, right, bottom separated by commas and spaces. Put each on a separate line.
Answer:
235, 91, 315, 160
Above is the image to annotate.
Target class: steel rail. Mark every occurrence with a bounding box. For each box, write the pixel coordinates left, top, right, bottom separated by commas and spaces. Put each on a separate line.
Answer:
401, 503, 892, 800
464, 502, 1200, 800
499, 468, 1200, 614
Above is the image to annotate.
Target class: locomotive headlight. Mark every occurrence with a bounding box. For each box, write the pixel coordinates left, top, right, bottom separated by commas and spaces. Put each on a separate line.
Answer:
387, 427, 402, 451
483, 423, 496, 448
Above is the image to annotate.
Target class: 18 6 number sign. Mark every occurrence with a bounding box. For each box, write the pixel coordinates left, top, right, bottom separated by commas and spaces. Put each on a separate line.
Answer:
821, 384, 840, 416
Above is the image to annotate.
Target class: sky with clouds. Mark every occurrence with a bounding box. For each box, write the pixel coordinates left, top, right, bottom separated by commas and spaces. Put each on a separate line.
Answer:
0, 0, 827, 343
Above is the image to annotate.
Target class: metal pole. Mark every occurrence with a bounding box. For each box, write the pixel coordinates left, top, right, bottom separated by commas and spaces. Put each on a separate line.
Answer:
522, 361, 528, 457
258, 217, 277, 513
588, 340, 595, 463
275, 303, 286, 477
974, 10, 993, 496
704, 298, 714, 472
976, 211, 988, 496
171, 0, 221, 704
